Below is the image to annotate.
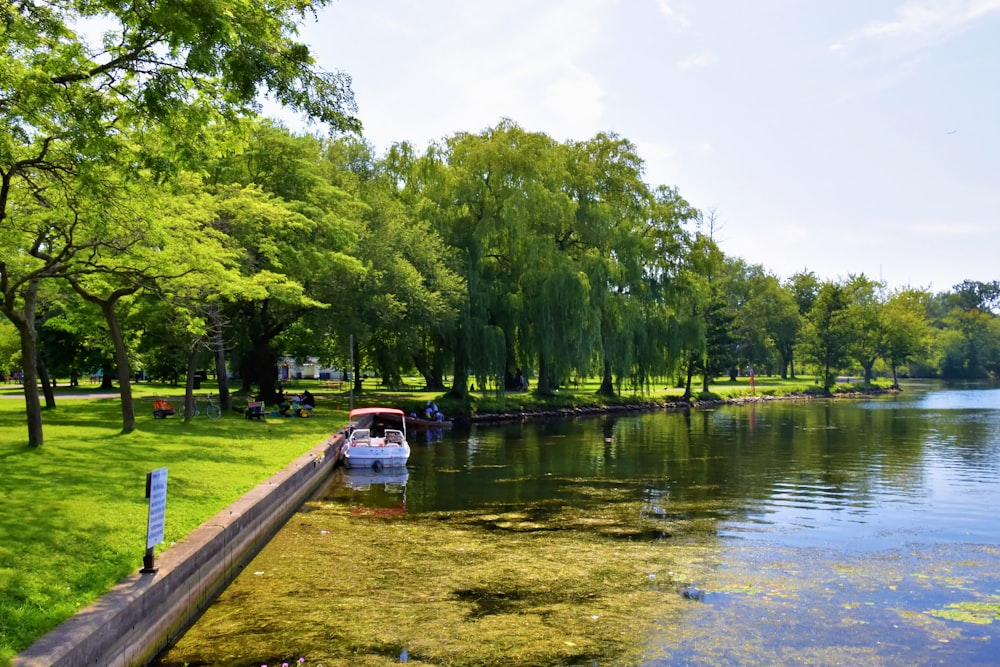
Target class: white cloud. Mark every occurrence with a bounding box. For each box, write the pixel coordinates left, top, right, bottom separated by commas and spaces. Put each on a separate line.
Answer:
908, 220, 997, 236
839, 0, 1000, 50
676, 52, 718, 71
418, 1, 612, 140
657, 0, 692, 28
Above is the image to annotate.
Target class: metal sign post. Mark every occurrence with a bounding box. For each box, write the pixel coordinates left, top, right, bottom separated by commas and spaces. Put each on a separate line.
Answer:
142, 467, 168, 573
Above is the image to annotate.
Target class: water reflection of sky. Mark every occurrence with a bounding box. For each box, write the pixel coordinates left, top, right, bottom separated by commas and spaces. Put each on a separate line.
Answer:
915, 387, 1000, 411
724, 389, 1000, 551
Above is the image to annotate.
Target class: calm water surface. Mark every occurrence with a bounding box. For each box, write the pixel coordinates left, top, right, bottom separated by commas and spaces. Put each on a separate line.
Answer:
158, 383, 1000, 666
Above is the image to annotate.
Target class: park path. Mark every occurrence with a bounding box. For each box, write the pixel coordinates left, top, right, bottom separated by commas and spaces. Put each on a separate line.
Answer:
0, 392, 119, 399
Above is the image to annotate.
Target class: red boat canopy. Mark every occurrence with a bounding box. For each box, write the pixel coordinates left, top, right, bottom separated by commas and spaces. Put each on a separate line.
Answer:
349, 407, 405, 419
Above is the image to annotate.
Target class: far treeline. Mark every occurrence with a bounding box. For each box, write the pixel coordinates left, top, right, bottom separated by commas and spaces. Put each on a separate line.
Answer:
3, 1, 998, 447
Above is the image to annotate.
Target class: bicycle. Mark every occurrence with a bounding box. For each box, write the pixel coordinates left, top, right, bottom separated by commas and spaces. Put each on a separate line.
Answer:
178, 394, 222, 420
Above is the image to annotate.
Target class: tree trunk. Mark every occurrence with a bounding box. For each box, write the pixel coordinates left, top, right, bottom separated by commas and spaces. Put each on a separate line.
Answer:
447, 320, 469, 400
251, 350, 278, 403
239, 335, 278, 402
352, 338, 363, 393
240, 353, 253, 394
102, 301, 136, 433
682, 358, 695, 401
37, 357, 56, 409
536, 354, 553, 395
20, 329, 44, 446
861, 358, 875, 384
213, 329, 230, 411
12, 281, 44, 446
183, 346, 199, 422
597, 358, 615, 397
414, 358, 444, 391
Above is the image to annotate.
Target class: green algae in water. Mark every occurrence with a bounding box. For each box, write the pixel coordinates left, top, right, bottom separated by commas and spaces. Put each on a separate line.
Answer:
157, 494, 1000, 666
927, 597, 1000, 625
158, 495, 718, 667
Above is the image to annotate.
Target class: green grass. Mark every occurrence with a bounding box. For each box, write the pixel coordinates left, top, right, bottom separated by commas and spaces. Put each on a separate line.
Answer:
0, 381, 345, 665
0, 373, 881, 664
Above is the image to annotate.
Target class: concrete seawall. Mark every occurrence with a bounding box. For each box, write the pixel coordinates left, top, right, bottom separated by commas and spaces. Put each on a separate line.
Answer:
14, 432, 346, 667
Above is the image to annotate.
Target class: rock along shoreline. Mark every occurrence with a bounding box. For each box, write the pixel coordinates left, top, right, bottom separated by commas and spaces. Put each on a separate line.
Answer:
461, 386, 897, 425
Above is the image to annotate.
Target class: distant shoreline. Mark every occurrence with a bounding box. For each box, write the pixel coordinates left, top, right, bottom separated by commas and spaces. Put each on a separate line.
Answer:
462, 386, 897, 425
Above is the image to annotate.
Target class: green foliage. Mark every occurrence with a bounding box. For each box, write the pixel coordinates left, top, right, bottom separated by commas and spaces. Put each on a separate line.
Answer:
801, 280, 854, 392
880, 288, 931, 385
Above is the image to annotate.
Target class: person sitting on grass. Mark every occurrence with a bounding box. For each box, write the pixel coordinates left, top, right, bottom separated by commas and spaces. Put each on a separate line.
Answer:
296, 389, 316, 417
276, 387, 291, 417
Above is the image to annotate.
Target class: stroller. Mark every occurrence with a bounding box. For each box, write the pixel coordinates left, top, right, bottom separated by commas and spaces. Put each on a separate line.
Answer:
153, 399, 176, 419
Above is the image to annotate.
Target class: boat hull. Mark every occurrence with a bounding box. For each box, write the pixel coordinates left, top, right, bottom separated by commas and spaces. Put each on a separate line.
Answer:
342, 444, 410, 471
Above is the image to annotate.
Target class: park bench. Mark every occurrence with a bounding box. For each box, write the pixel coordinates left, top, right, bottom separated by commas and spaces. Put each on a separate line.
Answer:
244, 401, 265, 421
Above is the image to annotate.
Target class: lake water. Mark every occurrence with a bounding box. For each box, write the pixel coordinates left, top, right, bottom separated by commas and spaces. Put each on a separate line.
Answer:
157, 382, 1000, 666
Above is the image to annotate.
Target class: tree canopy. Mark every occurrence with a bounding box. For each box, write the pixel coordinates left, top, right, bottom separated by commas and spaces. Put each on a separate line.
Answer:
3, 7, 998, 445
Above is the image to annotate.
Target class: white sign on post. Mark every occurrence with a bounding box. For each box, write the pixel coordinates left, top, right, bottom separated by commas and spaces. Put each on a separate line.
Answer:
146, 467, 168, 550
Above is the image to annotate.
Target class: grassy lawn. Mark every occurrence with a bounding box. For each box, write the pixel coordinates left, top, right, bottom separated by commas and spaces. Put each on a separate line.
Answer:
0, 372, 857, 664
0, 381, 346, 665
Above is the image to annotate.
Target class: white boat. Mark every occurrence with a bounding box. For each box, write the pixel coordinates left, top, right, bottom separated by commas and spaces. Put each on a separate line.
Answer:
342, 407, 410, 471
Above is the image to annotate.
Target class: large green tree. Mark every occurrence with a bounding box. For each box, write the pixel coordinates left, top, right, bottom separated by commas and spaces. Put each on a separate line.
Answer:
2, 0, 358, 445
564, 137, 694, 397
801, 280, 853, 391
784, 270, 820, 377
2, 0, 358, 228
880, 288, 931, 387
735, 269, 800, 378
422, 122, 569, 397
843, 274, 887, 384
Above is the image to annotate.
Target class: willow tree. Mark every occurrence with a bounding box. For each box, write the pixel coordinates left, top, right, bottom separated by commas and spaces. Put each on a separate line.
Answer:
564, 133, 697, 397
422, 123, 701, 398
561, 133, 647, 396
419, 122, 539, 398
429, 122, 600, 395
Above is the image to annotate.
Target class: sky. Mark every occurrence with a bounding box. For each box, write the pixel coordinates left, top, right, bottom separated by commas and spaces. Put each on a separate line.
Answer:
270, 0, 1000, 293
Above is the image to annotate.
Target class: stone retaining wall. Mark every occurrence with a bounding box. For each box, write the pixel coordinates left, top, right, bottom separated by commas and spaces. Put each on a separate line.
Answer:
13, 433, 345, 667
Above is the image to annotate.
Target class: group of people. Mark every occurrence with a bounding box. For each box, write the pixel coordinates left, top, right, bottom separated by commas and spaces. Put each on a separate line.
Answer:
410, 400, 444, 422
275, 387, 315, 417
425, 400, 443, 421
